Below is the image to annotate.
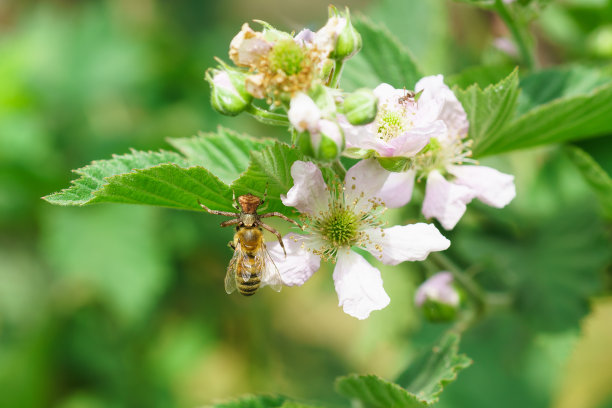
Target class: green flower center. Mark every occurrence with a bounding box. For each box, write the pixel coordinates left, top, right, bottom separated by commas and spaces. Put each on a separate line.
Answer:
321, 209, 358, 247
268, 39, 305, 76
377, 110, 405, 141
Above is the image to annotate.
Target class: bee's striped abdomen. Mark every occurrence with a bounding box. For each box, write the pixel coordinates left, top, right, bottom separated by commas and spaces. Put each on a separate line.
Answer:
236, 253, 261, 296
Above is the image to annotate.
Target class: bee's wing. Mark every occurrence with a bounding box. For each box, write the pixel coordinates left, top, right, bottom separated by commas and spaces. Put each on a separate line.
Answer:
259, 243, 283, 292
225, 244, 241, 294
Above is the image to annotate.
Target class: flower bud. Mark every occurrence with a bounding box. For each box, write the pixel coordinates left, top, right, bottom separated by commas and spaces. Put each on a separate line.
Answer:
342, 88, 378, 125
415, 272, 461, 322
205, 66, 252, 116
316, 7, 362, 62
296, 120, 345, 161
331, 10, 362, 61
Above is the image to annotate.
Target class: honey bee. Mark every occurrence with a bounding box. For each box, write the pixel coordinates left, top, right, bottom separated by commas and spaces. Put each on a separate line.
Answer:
198, 191, 301, 296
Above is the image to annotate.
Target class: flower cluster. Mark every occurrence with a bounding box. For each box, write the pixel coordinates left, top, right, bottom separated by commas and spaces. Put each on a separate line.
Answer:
205, 8, 516, 319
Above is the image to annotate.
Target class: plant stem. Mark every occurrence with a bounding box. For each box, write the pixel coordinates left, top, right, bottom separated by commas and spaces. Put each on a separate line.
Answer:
245, 104, 290, 126
429, 252, 486, 314
494, 0, 536, 70
331, 159, 347, 179
329, 60, 345, 88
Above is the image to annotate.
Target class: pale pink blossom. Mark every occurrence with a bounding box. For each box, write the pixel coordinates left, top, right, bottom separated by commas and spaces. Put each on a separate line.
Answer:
269, 159, 450, 319
370, 75, 516, 229
414, 271, 460, 307
341, 83, 446, 158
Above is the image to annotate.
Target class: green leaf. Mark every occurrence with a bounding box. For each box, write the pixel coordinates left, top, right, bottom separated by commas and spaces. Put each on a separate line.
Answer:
89, 164, 235, 212
454, 69, 520, 158
43, 129, 287, 213
168, 127, 276, 185
43, 150, 189, 206
446, 64, 516, 89
565, 145, 612, 219
207, 395, 287, 408
342, 17, 423, 91
44, 153, 235, 212
336, 333, 470, 407
478, 78, 612, 156
231, 142, 304, 217
336, 375, 425, 408
396, 333, 472, 404
516, 65, 612, 115
207, 396, 324, 408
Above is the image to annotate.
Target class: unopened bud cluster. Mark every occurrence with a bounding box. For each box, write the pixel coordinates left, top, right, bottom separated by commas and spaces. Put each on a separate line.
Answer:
205, 6, 380, 161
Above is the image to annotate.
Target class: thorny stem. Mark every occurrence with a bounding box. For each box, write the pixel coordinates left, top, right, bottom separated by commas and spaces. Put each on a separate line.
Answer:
246, 104, 290, 126
493, 0, 536, 70
329, 59, 345, 88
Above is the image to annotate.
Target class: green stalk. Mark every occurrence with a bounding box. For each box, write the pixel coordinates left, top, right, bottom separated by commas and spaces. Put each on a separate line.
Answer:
329, 60, 345, 88
494, 0, 536, 70
245, 104, 290, 126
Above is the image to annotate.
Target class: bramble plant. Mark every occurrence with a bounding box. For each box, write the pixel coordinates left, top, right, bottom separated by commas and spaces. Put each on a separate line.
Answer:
42, 3, 612, 407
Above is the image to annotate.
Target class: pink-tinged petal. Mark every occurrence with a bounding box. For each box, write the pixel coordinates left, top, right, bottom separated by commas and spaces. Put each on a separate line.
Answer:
333, 250, 390, 319
266, 233, 321, 286
288, 93, 321, 133
414, 271, 459, 307
281, 161, 329, 216
422, 170, 474, 230
447, 165, 516, 208
387, 121, 446, 157
363, 224, 450, 265
378, 169, 415, 208
344, 159, 390, 212
341, 119, 394, 156
294, 28, 315, 46
373, 83, 404, 107
415, 75, 468, 139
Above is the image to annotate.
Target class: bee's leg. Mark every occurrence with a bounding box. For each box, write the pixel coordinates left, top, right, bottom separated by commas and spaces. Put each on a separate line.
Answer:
260, 222, 287, 257
227, 241, 236, 250
198, 200, 238, 217
260, 212, 302, 229
220, 218, 241, 228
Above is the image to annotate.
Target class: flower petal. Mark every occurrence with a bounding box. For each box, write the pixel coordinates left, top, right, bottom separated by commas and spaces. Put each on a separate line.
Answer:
387, 121, 446, 157
288, 92, 321, 133
415, 75, 468, 139
422, 170, 474, 230
378, 169, 415, 208
447, 165, 516, 208
363, 224, 450, 265
282, 161, 329, 216
333, 250, 390, 319
344, 159, 390, 213
266, 233, 321, 286
414, 271, 459, 307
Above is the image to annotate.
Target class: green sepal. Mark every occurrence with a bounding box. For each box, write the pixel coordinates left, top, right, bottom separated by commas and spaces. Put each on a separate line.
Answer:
377, 156, 412, 172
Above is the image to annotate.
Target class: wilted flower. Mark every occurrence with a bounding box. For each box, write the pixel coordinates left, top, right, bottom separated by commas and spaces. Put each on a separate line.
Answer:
265, 159, 450, 319
227, 22, 333, 104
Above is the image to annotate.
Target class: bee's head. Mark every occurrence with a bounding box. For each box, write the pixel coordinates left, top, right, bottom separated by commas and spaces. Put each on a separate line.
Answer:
237, 193, 261, 214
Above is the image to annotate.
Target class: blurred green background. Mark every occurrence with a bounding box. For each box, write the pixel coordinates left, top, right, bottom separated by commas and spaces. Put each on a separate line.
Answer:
1, 0, 611, 407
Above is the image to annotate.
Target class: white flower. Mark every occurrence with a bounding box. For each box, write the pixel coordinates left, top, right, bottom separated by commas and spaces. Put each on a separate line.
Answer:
268, 159, 450, 320
288, 92, 321, 132
372, 75, 516, 229
414, 271, 460, 308
340, 83, 446, 157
